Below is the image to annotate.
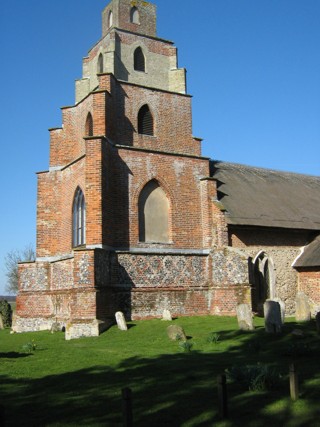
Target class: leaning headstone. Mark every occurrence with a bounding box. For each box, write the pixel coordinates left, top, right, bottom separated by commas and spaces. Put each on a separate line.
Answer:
264, 300, 282, 333
167, 324, 186, 341
236, 304, 254, 331
295, 292, 311, 322
0, 314, 4, 330
274, 298, 285, 324
162, 309, 172, 321
115, 311, 128, 331
315, 312, 320, 334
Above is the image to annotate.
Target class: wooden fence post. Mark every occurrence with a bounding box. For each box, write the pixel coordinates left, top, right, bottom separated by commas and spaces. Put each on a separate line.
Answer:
217, 373, 228, 418
289, 363, 299, 401
122, 387, 133, 427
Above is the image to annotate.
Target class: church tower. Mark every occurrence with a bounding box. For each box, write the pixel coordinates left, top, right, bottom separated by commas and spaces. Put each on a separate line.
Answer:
16, 0, 217, 338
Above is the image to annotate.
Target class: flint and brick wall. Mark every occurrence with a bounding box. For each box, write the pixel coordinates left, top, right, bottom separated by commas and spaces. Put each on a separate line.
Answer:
229, 226, 312, 314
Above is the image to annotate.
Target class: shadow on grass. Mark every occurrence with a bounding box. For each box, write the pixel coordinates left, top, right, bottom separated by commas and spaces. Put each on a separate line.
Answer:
0, 352, 32, 359
1, 322, 320, 426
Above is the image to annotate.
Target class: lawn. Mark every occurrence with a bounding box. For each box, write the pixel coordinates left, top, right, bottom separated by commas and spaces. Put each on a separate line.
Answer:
0, 316, 320, 426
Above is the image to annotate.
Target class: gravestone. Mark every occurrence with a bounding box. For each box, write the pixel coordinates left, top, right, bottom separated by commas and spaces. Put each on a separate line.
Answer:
236, 304, 254, 331
295, 292, 311, 322
315, 312, 320, 334
0, 314, 4, 330
115, 312, 128, 331
167, 324, 186, 341
51, 322, 61, 333
162, 309, 172, 321
11, 313, 17, 332
274, 298, 285, 324
264, 300, 282, 333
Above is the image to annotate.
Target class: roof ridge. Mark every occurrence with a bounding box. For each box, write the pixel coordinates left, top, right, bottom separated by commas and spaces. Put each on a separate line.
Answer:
211, 160, 320, 180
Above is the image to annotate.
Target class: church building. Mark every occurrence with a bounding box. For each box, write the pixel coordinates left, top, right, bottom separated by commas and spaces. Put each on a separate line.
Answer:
16, 0, 320, 338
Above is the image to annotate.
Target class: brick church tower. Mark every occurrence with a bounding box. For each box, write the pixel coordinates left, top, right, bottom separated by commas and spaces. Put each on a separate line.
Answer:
16, 0, 234, 338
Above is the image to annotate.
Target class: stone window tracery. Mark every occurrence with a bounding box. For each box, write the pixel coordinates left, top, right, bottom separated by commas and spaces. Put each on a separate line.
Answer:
72, 187, 86, 247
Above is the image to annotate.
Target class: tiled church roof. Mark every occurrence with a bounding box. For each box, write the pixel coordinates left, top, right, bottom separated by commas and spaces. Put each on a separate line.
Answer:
210, 161, 320, 230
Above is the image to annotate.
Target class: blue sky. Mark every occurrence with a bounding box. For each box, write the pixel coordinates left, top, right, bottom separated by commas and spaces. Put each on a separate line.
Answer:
0, 0, 319, 294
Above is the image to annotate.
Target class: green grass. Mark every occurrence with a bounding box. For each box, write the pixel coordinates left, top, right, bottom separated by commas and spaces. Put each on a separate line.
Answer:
1, 316, 320, 426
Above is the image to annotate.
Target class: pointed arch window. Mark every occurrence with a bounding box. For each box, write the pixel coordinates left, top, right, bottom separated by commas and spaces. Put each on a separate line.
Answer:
97, 53, 104, 74
138, 104, 153, 135
130, 7, 140, 24
108, 11, 113, 28
139, 180, 170, 243
85, 112, 93, 136
72, 187, 86, 247
134, 47, 145, 72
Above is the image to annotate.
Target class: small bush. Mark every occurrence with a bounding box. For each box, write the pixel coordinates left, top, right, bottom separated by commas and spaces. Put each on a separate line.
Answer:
0, 300, 12, 327
179, 341, 193, 352
226, 363, 281, 391
207, 332, 220, 344
22, 340, 37, 353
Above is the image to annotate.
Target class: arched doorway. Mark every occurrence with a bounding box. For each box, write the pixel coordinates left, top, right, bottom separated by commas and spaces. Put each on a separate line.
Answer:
251, 252, 275, 315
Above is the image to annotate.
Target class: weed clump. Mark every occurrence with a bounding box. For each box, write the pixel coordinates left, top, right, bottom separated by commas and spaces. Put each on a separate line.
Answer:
226, 363, 281, 391
207, 332, 220, 344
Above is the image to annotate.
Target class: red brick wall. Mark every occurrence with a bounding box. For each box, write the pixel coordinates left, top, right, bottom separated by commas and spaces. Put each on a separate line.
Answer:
49, 95, 93, 168
298, 268, 320, 306
106, 146, 210, 249
102, 1, 157, 38
107, 79, 199, 156
37, 158, 86, 257
211, 285, 251, 316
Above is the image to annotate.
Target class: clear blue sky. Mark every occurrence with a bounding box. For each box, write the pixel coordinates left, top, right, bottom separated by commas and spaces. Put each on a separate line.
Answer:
1, 0, 319, 294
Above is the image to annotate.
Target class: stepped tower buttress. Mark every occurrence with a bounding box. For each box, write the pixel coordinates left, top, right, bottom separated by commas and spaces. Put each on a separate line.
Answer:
16, 0, 215, 339
76, 0, 186, 103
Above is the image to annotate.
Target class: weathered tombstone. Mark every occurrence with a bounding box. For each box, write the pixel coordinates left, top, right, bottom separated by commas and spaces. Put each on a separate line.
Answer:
236, 304, 254, 331
0, 314, 4, 330
65, 322, 73, 341
295, 292, 311, 322
315, 312, 320, 334
115, 312, 128, 331
167, 324, 186, 341
274, 298, 285, 324
51, 322, 61, 333
264, 300, 282, 333
162, 309, 172, 321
